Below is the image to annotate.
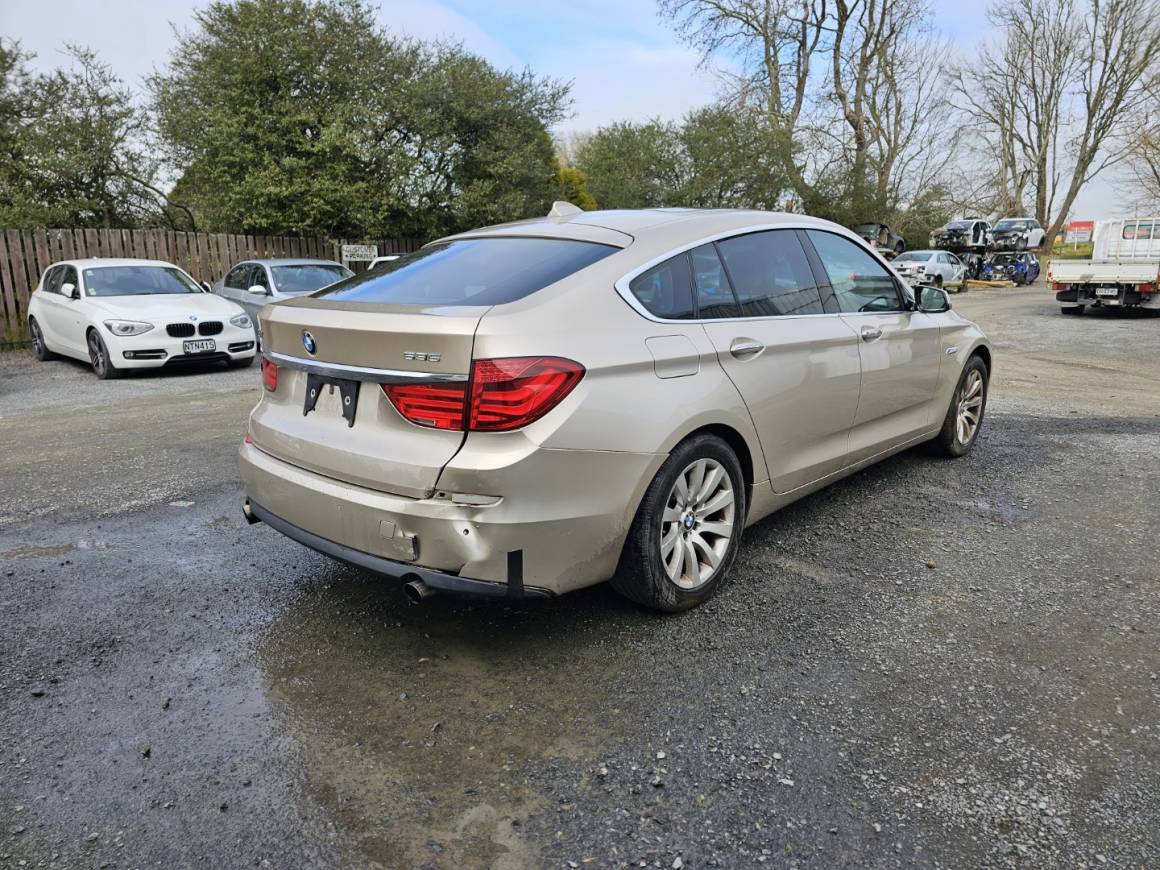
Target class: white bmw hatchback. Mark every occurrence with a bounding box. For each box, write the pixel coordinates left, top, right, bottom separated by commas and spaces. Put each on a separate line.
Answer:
27, 259, 257, 379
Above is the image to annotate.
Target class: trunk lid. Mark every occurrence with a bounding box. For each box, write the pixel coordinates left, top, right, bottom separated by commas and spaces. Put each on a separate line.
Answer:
250, 298, 483, 499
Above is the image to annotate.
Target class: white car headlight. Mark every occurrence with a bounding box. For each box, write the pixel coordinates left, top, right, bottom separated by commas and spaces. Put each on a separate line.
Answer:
103, 320, 154, 336
230, 313, 252, 329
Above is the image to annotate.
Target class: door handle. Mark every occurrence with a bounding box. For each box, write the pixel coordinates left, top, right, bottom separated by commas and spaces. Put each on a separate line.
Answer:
860, 325, 883, 342
729, 338, 764, 358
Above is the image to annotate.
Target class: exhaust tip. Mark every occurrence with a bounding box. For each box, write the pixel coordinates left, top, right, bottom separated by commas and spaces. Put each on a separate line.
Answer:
242, 499, 260, 525
403, 576, 437, 604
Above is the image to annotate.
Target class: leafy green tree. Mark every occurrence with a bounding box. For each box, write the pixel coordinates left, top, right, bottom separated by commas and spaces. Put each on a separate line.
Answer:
574, 120, 684, 209
151, 0, 567, 238
0, 41, 166, 228
554, 163, 597, 210
574, 106, 788, 210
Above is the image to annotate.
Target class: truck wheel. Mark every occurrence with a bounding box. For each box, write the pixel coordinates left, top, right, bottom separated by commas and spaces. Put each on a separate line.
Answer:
613, 434, 745, 612
929, 355, 988, 458
1060, 305, 1085, 315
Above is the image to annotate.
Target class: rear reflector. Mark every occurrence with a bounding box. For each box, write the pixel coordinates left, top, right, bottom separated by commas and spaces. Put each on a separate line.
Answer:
261, 357, 278, 391
383, 356, 584, 432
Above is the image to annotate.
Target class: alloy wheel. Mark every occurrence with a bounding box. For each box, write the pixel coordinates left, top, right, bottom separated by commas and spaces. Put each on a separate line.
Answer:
956, 369, 984, 445
31, 320, 44, 355
88, 332, 105, 375
660, 457, 735, 590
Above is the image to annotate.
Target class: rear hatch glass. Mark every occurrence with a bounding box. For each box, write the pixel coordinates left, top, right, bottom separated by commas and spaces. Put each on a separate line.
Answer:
252, 236, 617, 498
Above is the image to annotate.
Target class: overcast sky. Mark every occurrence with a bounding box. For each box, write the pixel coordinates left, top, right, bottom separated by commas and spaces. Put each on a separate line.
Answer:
0, 0, 1126, 218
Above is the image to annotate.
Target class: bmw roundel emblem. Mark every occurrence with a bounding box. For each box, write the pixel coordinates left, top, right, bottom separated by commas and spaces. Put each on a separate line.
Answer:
302, 330, 317, 355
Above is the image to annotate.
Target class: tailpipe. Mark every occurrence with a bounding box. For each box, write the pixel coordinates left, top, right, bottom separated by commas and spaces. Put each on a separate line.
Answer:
403, 577, 437, 604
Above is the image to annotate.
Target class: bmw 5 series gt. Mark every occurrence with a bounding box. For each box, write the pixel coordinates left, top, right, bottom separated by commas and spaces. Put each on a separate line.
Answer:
241, 207, 992, 611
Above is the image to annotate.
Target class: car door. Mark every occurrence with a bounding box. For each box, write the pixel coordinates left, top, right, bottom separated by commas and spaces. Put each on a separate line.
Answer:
35, 266, 70, 348
944, 253, 965, 286
218, 263, 250, 306
804, 229, 943, 464
696, 231, 863, 493
54, 265, 89, 354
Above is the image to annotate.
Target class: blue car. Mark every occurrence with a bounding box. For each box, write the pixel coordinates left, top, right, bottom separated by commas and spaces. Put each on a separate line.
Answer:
983, 252, 1041, 285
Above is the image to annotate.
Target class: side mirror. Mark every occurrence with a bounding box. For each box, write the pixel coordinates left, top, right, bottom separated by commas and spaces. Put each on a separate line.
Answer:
916, 285, 952, 313
62, 282, 79, 299
200, 281, 212, 293
247, 284, 268, 296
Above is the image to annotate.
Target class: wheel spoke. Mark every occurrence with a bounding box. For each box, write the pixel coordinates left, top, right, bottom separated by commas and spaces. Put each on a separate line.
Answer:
662, 505, 681, 524
673, 473, 689, 504
695, 465, 723, 505
685, 460, 706, 505
660, 524, 679, 559
698, 520, 733, 539
699, 489, 733, 517
690, 533, 720, 568
964, 396, 983, 410
665, 533, 683, 580
681, 538, 698, 586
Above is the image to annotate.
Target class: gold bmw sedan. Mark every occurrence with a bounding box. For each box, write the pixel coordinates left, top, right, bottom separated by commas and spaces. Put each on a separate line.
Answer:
240, 207, 991, 611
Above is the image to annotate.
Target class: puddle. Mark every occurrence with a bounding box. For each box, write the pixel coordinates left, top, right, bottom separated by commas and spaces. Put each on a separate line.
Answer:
258, 571, 625, 868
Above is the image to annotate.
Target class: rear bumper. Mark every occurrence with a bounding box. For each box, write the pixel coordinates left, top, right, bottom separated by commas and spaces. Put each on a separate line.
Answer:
239, 439, 663, 596
245, 499, 552, 598
1055, 287, 1160, 308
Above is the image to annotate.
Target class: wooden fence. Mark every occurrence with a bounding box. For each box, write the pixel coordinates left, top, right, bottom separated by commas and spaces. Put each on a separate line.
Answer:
0, 228, 422, 343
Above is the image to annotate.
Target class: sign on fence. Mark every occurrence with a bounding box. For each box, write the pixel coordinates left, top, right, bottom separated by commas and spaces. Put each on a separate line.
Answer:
341, 244, 378, 263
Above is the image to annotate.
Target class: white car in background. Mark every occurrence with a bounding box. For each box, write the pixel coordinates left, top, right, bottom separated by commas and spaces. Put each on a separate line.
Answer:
891, 249, 967, 290
27, 259, 256, 379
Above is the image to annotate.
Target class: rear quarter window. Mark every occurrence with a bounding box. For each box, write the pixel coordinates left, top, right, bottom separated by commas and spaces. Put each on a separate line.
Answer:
315, 237, 617, 306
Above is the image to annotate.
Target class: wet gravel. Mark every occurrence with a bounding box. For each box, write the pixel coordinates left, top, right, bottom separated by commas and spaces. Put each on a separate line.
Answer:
1, 286, 1158, 868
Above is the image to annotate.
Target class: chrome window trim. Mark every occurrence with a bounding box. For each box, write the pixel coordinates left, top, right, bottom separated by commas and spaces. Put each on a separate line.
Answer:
265, 351, 468, 383
613, 222, 914, 324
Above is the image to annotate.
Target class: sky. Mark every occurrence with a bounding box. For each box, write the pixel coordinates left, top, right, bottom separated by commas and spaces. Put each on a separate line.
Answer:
0, 0, 1122, 218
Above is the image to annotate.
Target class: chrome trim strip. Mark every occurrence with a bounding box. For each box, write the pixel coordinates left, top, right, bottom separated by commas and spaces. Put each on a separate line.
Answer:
265, 351, 468, 383
611, 222, 914, 324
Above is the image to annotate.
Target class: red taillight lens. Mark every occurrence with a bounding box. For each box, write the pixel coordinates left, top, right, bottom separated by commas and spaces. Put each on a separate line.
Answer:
1136, 283, 1156, 293
467, 357, 584, 431
382, 381, 467, 430
261, 357, 278, 391
382, 356, 584, 432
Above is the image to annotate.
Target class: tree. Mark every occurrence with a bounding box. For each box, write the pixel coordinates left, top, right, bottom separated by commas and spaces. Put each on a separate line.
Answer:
555, 164, 597, 210
573, 120, 685, 209
150, 0, 568, 239
0, 41, 167, 228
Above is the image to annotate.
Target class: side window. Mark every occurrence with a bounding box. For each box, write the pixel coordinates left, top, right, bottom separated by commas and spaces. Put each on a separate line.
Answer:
42, 265, 63, 294
806, 231, 903, 313
715, 230, 824, 317
224, 265, 248, 289
628, 253, 695, 320
690, 244, 738, 319
59, 266, 79, 295
250, 264, 270, 289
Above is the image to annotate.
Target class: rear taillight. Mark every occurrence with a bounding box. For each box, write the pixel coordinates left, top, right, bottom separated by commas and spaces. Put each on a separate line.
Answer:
382, 381, 467, 430
382, 356, 584, 432
1051, 282, 1068, 293
468, 357, 585, 431
1137, 283, 1156, 293
261, 357, 278, 391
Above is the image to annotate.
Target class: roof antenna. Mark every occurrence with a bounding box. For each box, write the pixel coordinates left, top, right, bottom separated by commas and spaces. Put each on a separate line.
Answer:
548, 201, 583, 219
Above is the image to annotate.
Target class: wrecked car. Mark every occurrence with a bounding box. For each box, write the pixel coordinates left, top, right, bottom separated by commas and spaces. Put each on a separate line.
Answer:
930, 218, 992, 254
991, 217, 1045, 251
853, 223, 906, 255
983, 251, 1040, 285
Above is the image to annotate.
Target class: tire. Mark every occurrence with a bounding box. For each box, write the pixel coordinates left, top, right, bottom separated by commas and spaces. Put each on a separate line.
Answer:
929, 355, 988, 458
932, 274, 944, 289
613, 433, 745, 612
1060, 305, 1085, 315
229, 355, 255, 368
894, 241, 905, 255
29, 317, 54, 361
87, 329, 121, 380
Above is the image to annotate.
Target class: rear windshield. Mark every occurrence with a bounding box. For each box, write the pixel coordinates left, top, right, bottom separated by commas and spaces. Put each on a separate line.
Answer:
271, 263, 352, 295
84, 266, 202, 297
314, 237, 618, 306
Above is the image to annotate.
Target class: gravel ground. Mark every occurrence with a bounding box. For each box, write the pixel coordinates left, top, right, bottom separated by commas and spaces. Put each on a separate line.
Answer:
1, 286, 1157, 868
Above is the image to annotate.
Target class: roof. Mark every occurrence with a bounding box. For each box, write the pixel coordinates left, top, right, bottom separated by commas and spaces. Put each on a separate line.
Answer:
244, 258, 343, 267
444, 208, 836, 250
55, 258, 180, 269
